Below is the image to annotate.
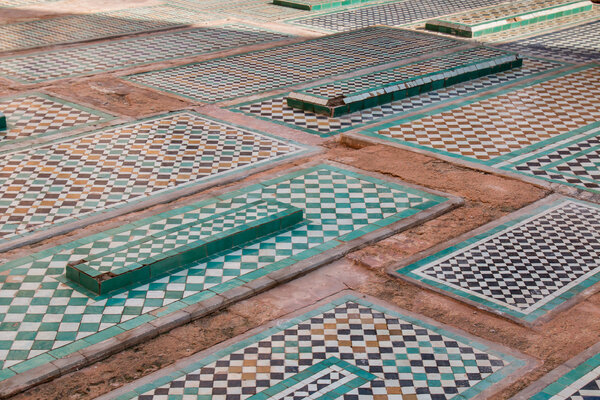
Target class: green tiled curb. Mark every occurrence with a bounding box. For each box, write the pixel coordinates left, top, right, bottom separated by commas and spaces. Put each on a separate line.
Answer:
273, 0, 378, 11
0, 112, 6, 131
287, 50, 522, 117
426, 1, 593, 37
66, 199, 303, 295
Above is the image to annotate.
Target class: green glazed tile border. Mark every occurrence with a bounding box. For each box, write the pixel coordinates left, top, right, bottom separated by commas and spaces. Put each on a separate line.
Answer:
531, 352, 600, 398
273, 0, 379, 11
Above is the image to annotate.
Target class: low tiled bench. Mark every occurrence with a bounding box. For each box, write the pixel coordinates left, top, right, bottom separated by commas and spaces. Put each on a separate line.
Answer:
66, 199, 304, 295
425, 0, 593, 37
286, 46, 522, 117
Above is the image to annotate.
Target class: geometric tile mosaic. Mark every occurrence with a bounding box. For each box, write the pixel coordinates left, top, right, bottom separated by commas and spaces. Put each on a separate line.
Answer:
0, 112, 306, 245
167, 0, 313, 21
289, 0, 509, 32
124, 27, 468, 103
500, 124, 600, 194
0, 25, 291, 84
363, 65, 600, 165
0, 164, 451, 379
0, 0, 59, 6
102, 295, 528, 400
233, 57, 564, 137
0, 93, 114, 147
0, 5, 214, 52
498, 19, 600, 63
396, 198, 600, 324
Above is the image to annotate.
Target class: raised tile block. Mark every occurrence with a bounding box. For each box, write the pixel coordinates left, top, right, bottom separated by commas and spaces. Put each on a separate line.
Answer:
273, 0, 377, 11
0, 112, 6, 131
425, 0, 593, 37
66, 199, 303, 295
287, 46, 522, 117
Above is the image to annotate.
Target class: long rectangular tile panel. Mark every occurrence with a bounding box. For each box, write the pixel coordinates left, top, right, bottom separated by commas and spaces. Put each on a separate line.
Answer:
66, 200, 303, 294
426, 0, 593, 37
274, 0, 377, 11
287, 46, 521, 117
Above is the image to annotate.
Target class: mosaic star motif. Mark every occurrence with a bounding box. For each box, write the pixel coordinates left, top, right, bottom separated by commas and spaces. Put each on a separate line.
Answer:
0, 25, 291, 84
0, 93, 113, 145
125, 27, 466, 102
0, 112, 304, 242
132, 299, 515, 400
234, 58, 561, 137
372, 66, 600, 163
0, 164, 447, 374
400, 199, 600, 322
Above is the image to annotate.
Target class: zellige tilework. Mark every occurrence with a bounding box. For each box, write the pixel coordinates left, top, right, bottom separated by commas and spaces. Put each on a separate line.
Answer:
361, 64, 600, 166
273, 0, 379, 11
233, 57, 564, 137
0, 5, 213, 52
0, 164, 453, 378
101, 295, 528, 400
395, 197, 600, 324
0, 0, 59, 6
0, 25, 291, 84
124, 27, 468, 103
425, 0, 593, 37
0, 93, 114, 147
0, 111, 307, 245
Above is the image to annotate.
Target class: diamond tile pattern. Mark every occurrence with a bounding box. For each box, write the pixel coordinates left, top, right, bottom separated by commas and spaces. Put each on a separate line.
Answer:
0, 0, 59, 6
0, 165, 444, 373
0, 112, 303, 242
0, 25, 291, 84
291, 0, 508, 32
0, 93, 112, 145
412, 201, 600, 314
133, 300, 510, 399
125, 27, 466, 102
234, 58, 561, 137
374, 66, 600, 162
0, 5, 213, 52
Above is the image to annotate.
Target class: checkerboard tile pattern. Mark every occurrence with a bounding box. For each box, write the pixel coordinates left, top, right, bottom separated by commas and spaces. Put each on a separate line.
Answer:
112, 297, 525, 400
0, 5, 213, 52
289, 0, 508, 32
0, 112, 304, 244
498, 19, 600, 63
0, 0, 59, 6
233, 58, 562, 137
0, 93, 114, 146
0, 25, 291, 84
125, 27, 466, 103
398, 199, 600, 323
369, 65, 600, 164
0, 164, 449, 376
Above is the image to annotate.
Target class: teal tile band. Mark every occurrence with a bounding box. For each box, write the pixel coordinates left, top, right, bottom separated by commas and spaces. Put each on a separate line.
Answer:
273, 0, 378, 11
0, 112, 6, 131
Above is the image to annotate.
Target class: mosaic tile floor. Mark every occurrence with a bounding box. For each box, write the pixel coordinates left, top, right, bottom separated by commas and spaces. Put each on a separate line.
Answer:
396, 197, 600, 324
102, 295, 528, 400
0, 164, 451, 379
125, 27, 467, 103
498, 19, 600, 63
360, 64, 600, 166
0, 0, 59, 6
0, 25, 291, 84
233, 57, 563, 137
0, 93, 114, 147
0, 112, 307, 245
0, 5, 213, 52
288, 0, 509, 32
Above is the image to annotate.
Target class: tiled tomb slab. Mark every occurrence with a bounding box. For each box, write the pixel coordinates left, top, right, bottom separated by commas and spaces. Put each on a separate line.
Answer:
497, 18, 600, 63
0, 93, 115, 148
392, 195, 600, 325
66, 199, 304, 295
123, 27, 472, 103
511, 342, 600, 400
0, 111, 311, 252
351, 64, 600, 167
425, 0, 593, 38
287, 0, 510, 32
232, 57, 565, 138
0, 0, 59, 6
286, 46, 522, 117
98, 293, 534, 400
0, 25, 292, 84
273, 0, 379, 11
498, 124, 600, 195
0, 5, 214, 53
0, 163, 461, 393
168, 0, 313, 22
